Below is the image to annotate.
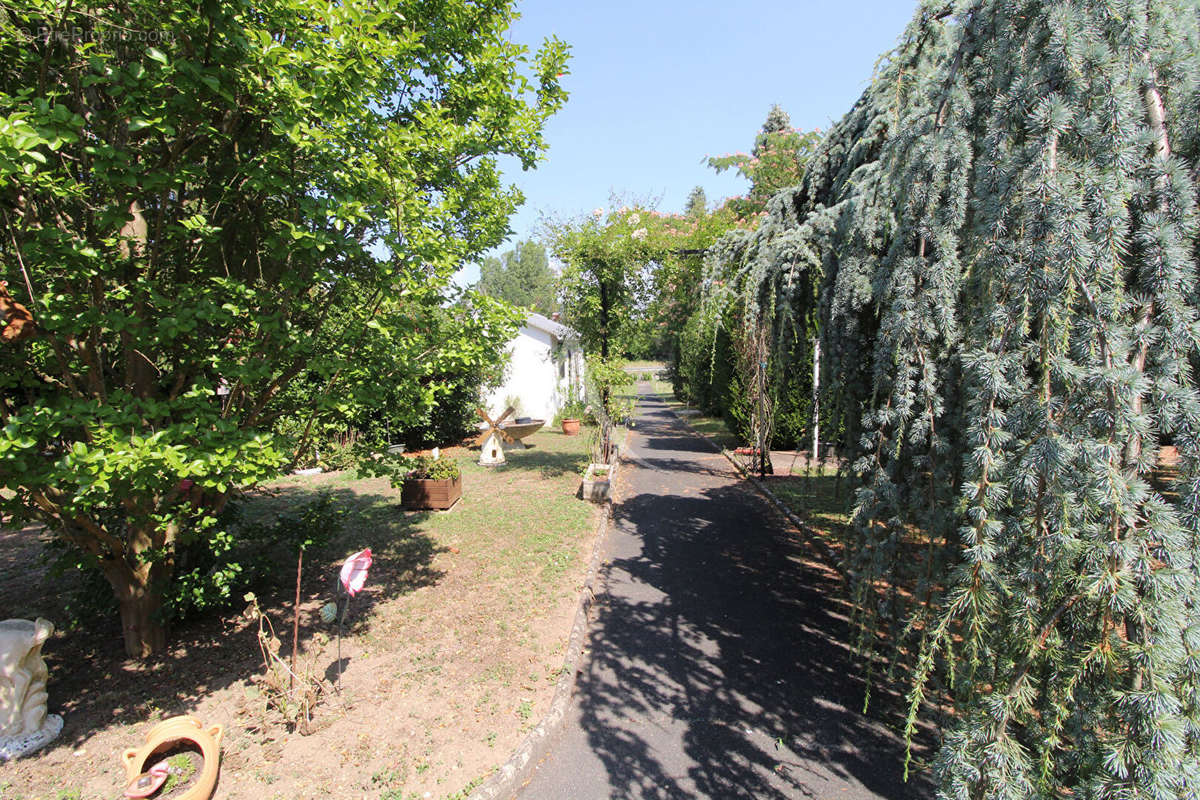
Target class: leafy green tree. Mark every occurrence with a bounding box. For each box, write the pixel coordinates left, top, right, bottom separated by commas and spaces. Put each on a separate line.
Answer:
274, 287, 520, 463
707, 105, 822, 217
346, 290, 522, 450
548, 207, 655, 360
684, 185, 707, 217
476, 239, 557, 314
647, 200, 742, 373
707, 0, 1200, 794
0, 0, 567, 656
550, 203, 738, 361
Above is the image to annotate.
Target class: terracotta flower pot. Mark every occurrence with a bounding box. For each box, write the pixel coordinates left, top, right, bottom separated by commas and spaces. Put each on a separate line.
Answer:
561, 418, 581, 436
121, 716, 222, 800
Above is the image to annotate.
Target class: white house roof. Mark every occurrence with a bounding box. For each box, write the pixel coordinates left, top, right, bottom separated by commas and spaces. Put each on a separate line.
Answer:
525, 311, 576, 341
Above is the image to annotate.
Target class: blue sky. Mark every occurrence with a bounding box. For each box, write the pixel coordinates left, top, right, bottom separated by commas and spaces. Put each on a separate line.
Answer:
463, 0, 919, 281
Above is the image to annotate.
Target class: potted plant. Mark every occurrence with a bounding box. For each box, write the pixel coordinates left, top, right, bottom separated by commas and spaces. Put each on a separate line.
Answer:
555, 399, 588, 436
581, 462, 612, 502
397, 455, 462, 510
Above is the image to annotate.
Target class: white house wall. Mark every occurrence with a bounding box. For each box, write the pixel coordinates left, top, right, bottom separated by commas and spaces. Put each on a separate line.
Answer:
485, 323, 583, 422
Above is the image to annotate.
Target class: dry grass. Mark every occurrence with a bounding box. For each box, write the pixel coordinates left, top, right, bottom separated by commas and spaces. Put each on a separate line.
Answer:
0, 429, 600, 800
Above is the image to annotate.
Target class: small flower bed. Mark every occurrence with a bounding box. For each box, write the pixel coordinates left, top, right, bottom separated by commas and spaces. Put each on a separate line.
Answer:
361, 452, 461, 487
401, 455, 461, 482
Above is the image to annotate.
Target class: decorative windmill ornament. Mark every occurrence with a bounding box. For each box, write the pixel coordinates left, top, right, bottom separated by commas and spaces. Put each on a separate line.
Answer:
476, 406, 517, 465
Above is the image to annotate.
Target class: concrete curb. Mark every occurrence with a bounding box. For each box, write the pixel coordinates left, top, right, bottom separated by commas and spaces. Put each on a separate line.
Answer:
466, 457, 619, 800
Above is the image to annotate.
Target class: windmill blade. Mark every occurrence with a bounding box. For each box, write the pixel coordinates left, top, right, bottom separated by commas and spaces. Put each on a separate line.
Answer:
475, 406, 515, 449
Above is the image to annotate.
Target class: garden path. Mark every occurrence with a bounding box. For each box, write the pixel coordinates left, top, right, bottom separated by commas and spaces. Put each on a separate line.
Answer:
514, 386, 926, 799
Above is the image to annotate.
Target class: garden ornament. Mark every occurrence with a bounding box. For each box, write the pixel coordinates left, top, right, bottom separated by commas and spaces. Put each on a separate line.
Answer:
0, 618, 63, 760
476, 405, 517, 465
332, 548, 373, 688
339, 548, 372, 597
120, 716, 222, 800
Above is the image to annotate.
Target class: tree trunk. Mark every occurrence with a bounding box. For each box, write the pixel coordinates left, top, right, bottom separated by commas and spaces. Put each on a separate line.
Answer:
811, 335, 821, 464
102, 555, 168, 658
598, 280, 610, 360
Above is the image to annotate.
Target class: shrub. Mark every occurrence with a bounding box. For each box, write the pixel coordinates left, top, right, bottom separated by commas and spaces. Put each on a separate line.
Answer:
361, 452, 461, 487
46, 493, 345, 627
170, 492, 345, 622
399, 456, 461, 482
315, 433, 363, 473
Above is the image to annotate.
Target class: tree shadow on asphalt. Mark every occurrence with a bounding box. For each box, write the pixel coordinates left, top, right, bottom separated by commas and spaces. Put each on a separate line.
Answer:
623, 456, 732, 480
632, 408, 728, 459
568, 412, 932, 798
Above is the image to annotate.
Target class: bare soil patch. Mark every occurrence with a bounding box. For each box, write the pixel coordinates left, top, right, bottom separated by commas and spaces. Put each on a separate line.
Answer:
1, 431, 598, 800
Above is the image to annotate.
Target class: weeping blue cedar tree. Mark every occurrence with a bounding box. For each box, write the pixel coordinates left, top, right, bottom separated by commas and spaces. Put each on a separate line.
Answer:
703, 0, 1200, 794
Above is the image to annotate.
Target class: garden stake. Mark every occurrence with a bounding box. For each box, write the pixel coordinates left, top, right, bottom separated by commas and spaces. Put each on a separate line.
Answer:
332, 548, 371, 693
332, 574, 345, 693
338, 589, 348, 690
290, 546, 303, 690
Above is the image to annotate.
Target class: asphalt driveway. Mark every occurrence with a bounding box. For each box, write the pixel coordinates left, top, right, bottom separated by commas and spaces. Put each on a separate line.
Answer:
515, 387, 927, 799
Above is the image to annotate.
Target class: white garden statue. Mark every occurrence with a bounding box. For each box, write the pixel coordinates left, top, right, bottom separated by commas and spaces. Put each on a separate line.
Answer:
0, 618, 63, 760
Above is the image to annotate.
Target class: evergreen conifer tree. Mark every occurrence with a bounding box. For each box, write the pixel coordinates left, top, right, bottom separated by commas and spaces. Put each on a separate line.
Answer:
758, 104, 792, 144
702, 1, 1200, 794
707, 104, 822, 216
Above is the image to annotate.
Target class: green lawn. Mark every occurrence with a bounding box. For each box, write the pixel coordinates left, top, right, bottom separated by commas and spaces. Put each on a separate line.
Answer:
765, 471, 856, 553
261, 428, 598, 598
232, 428, 604, 797
622, 359, 667, 372
3, 428, 602, 800
645, 382, 742, 450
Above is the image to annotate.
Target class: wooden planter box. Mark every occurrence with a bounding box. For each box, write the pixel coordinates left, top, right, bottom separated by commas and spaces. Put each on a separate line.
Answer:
401, 475, 462, 510
581, 462, 615, 503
